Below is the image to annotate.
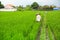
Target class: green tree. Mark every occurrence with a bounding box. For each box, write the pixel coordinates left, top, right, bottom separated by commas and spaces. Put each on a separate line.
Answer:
0, 1, 1, 5
49, 5, 54, 10
31, 2, 39, 10
25, 5, 31, 11
0, 1, 4, 8
43, 5, 49, 10
17, 6, 23, 11
38, 6, 43, 10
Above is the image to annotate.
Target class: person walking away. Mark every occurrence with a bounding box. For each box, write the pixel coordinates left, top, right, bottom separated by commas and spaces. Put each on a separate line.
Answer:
36, 13, 41, 22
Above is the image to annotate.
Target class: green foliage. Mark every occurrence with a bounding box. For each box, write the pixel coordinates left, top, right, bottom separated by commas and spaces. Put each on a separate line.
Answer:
49, 5, 54, 10
17, 6, 23, 11
0, 11, 60, 40
0, 1, 4, 8
0, 1, 1, 5
31, 2, 39, 10
25, 5, 31, 11
0, 11, 40, 40
46, 10, 60, 40
43, 5, 49, 10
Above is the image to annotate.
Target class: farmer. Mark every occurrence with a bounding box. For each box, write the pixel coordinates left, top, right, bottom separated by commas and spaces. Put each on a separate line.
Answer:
36, 13, 41, 22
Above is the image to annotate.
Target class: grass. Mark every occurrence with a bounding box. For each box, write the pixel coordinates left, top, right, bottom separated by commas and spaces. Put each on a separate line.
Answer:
40, 12, 46, 40
46, 10, 60, 40
0, 10, 60, 40
0, 11, 41, 40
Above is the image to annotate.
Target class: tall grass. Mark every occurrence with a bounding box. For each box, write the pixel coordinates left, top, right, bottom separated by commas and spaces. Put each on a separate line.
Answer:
0, 11, 41, 40
46, 10, 60, 40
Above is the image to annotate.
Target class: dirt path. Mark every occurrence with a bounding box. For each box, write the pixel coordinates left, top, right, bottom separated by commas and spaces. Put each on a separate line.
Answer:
35, 19, 43, 40
35, 15, 45, 40
35, 12, 57, 40
46, 27, 49, 40
35, 26, 42, 40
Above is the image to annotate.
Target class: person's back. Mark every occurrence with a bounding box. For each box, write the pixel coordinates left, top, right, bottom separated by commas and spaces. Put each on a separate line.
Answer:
36, 13, 41, 22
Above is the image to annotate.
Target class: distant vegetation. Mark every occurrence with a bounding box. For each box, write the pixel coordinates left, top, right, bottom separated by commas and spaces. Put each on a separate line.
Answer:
0, 1, 4, 8
0, 1, 56, 11
0, 11, 40, 40
17, 2, 56, 11
0, 11, 60, 40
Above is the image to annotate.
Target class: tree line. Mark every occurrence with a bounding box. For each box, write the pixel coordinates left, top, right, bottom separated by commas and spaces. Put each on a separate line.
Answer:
0, 1, 56, 11
17, 2, 56, 11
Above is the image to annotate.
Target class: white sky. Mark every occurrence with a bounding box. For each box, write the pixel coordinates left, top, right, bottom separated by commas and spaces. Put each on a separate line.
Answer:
0, 0, 60, 7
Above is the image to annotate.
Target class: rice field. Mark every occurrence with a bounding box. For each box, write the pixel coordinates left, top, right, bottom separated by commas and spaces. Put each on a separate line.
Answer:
0, 10, 60, 40
46, 10, 60, 40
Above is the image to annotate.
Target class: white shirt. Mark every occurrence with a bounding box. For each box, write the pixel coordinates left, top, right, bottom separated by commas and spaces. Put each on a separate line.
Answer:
36, 15, 41, 22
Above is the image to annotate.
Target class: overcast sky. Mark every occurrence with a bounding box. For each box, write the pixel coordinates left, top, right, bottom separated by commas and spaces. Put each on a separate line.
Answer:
0, 0, 60, 7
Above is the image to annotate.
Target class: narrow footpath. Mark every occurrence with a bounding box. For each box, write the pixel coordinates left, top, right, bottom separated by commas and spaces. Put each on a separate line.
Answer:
36, 12, 56, 40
